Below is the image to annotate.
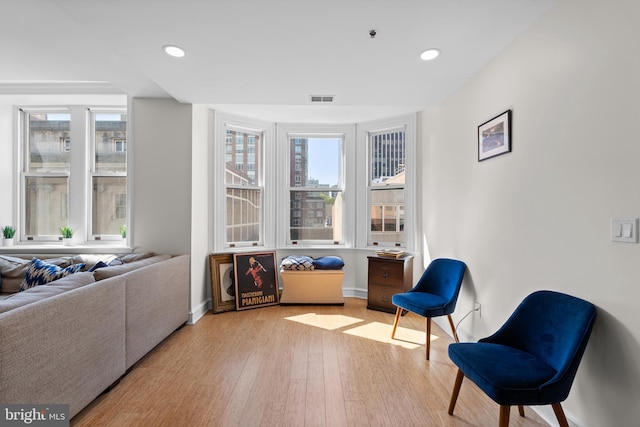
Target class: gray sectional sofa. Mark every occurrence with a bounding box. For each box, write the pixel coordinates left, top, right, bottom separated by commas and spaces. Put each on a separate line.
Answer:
0, 252, 190, 419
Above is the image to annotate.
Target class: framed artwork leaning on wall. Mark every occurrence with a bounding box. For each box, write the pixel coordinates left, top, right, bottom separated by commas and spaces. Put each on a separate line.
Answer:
233, 252, 279, 311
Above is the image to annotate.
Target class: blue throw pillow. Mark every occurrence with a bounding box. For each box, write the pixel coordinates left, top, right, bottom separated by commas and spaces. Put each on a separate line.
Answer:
88, 260, 109, 272
19, 258, 85, 291
313, 256, 344, 270
280, 255, 315, 271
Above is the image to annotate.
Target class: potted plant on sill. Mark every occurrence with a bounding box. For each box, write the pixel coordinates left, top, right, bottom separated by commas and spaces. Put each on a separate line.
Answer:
60, 226, 74, 246
2, 226, 16, 246
120, 225, 127, 239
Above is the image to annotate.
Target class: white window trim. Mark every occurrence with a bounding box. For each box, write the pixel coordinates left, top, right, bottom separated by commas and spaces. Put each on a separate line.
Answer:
88, 107, 128, 242
212, 111, 275, 252
16, 105, 128, 246
356, 114, 416, 251
275, 123, 355, 248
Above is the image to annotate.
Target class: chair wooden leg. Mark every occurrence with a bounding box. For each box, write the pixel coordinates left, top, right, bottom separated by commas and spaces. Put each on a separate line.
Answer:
518, 405, 525, 417
448, 369, 465, 415
426, 317, 431, 360
552, 403, 570, 427
447, 314, 460, 343
499, 405, 511, 427
391, 306, 402, 339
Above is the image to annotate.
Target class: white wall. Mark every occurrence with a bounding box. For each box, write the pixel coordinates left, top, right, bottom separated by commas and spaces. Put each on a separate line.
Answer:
423, 0, 640, 425
130, 98, 192, 255
190, 105, 213, 322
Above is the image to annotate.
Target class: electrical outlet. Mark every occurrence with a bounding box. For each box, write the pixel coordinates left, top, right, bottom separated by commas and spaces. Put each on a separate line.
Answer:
474, 301, 481, 318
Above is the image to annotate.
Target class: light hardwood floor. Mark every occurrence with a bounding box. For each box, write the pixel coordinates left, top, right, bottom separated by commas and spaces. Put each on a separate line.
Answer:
72, 298, 549, 427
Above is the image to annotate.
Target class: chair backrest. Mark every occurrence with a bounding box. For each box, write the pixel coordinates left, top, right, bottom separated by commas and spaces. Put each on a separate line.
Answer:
481, 290, 597, 396
412, 258, 466, 310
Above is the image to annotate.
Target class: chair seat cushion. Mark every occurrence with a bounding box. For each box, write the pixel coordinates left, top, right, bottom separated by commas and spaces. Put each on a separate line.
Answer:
392, 292, 449, 317
448, 342, 558, 405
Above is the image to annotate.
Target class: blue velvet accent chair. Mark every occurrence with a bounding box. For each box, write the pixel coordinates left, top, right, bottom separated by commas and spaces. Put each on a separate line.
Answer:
447, 290, 597, 427
391, 258, 466, 360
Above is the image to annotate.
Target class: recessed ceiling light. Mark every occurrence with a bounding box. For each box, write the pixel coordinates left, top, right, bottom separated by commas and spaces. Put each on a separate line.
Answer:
163, 45, 185, 58
420, 48, 440, 61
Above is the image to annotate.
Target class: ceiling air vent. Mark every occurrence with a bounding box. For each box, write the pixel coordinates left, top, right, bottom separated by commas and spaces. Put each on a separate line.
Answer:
310, 95, 334, 103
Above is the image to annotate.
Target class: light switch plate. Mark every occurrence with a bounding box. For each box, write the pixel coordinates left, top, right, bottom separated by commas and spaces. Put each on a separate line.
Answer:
612, 218, 639, 243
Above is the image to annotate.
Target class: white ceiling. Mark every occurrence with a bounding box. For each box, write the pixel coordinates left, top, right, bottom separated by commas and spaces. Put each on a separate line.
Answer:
0, 0, 556, 122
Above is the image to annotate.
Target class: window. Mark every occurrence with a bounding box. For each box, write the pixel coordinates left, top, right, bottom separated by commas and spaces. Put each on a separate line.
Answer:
18, 106, 127, 243
224, 128, 263, 245
22, 110, 71, 239
287, 136, 343, 244
356, 114, 415, 249
213, 114, 412, 251
366, 127, 410, 247
114, 138, 127, 152
91, 111, 127, 239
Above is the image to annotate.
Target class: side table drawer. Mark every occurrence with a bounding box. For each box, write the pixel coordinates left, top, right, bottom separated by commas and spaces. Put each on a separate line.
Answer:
368, 260, 404, 287
367, 284, 397, 314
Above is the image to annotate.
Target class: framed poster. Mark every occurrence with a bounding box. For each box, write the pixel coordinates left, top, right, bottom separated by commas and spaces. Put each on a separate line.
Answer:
478, 109, 512, 161
208, 253, 236, 313
233, 252, 279, 310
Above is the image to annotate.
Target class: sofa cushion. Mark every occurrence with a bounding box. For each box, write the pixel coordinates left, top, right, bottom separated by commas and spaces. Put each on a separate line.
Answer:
0, 272, 95, 314
0, 255, 31, 294
280, 255, 315, 271
107, 251, 157, 266
88, 261, 109, 272
1, 255, 81, 293
19, 258, 86, 291
74, 254, 119, 271
93, 254, 171, 281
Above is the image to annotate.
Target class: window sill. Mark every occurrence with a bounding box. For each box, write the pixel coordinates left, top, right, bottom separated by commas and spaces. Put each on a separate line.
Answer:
0, 243, 133, 255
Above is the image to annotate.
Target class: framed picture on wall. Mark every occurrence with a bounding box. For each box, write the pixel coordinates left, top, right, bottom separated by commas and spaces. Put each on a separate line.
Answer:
209, 253, 236, 313
478, 109, 512, 161
233, 252, 279, 311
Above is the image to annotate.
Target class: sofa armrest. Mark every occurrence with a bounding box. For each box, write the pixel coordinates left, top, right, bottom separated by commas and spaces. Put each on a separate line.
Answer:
123, 255, 190, 369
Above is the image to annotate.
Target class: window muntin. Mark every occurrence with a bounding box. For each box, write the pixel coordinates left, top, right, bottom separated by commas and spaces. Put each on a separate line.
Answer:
288, 136, 343, 244
225, 128, 263, 246
368, 129, 406, 247
90, 111, 127, 239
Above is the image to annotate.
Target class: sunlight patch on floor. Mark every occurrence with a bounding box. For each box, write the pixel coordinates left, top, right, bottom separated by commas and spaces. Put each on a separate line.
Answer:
343, 321, 439, 349
284, 313, 364, 330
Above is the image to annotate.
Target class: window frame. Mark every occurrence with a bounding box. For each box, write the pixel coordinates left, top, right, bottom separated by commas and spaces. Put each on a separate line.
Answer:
213, 112, 275, 251
19, 107, 72, 242
88, 108, 128, 241
276, 124, 355, 248
16, 105, 128, 245
356, 115, 416, 251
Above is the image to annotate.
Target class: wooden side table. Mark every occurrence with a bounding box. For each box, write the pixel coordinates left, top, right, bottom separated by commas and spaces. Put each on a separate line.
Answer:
367, 255, 414, 313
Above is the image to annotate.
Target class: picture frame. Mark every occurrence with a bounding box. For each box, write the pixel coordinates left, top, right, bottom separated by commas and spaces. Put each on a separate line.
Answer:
478, 109, 512, 161
233, 252, 279, 311
209, 253, 236, 313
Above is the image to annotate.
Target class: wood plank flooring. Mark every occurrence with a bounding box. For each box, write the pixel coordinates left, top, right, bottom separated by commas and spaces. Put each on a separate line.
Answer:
72, 298, 549, 427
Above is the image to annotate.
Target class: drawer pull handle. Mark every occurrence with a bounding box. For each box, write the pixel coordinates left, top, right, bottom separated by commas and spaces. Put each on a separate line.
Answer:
381, 270, 389, 278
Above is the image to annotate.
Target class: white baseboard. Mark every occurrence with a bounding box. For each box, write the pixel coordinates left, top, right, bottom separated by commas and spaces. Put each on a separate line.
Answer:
189, 299, 211, 324
343, 287, 367, 299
